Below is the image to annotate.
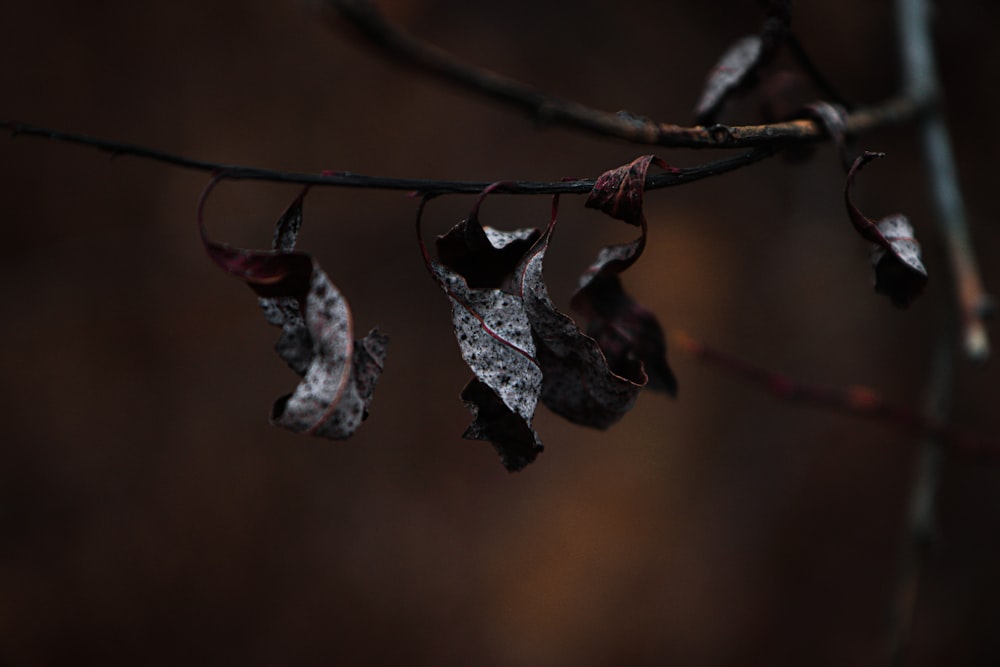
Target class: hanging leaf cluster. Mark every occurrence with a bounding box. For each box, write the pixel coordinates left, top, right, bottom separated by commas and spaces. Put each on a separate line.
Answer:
416, 157, 676, 470
693, 5, 927, 308
196, 1, 931, 471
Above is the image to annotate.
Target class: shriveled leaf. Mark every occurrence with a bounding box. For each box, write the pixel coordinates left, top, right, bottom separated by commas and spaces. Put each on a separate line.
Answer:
269, 269, 388, 438
434, 182, 541, 289
436, 222, 540, 291
461, 379, 542, 472
845, 152, 928, 307
585, 155, 670, 226
574, 157, 678, 396
695, 35, 765, 124
519, 200, 644, 428
573, 272, 677, 395
429, 260, 542, 421
202, 190, 388, 438
418, 195, 544, 470
695, 0, 790, 125
871, 214, 927, 308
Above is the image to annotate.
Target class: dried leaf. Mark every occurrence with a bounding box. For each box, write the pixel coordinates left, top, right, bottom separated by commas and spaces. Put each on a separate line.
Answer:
586, 155, 669, 226
844, 152, 928, 307
202, 189, 388, 438
573, 271, 677, 394
695, 35, 765, 125
417, 196, 544, 470
519, 198, 644, 429
461, 379, 542, 472
871, 214, 926, 308
695, 0, 790, 125
435, 189, 541, 289
574, 157, 678, 395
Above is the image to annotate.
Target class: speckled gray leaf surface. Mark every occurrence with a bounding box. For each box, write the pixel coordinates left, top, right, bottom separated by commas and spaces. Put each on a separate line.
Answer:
430, 260, 542, 424
519, 214, 643, 429
419, 194, 545, 470
202, 191, 388, 439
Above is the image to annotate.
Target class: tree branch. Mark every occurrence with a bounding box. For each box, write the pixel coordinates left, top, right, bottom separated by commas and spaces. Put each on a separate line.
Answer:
887, 328, 951, 666
670, 329, 995, 462
0, 120, 774, 195
324, 0, 927, 148
898, 0, 992, 361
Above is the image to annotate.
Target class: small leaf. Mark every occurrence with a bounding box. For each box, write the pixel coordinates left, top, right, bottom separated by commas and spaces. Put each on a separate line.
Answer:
695, 0, 790, 125
694, 35, 765, 125
575, 157, 678, 396
871, 214, 927, 308
845, 152, 928, 308
201, 188, 388, 438
585, 155, 670, 226
519, 198, 644, 428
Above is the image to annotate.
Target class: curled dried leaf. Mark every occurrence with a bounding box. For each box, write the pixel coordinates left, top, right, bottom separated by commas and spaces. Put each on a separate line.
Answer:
585, 155, 670, 226
845, 152, 928, 308
417, 195, 544, 470
461, 379, 542, 472
201, 187, 388, 439
435, 186, 541, 289
519, 198, 644, 429
575, 157, 678, 396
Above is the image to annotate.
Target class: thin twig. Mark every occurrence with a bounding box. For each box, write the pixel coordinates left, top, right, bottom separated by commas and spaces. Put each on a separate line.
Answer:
325, 0, 927, 148
670, 329, 995, 462
898, 0, 992, 361
0, 120, 774, 195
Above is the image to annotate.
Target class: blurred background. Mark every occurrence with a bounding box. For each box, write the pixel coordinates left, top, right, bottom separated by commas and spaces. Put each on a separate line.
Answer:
1, 1, 998, 664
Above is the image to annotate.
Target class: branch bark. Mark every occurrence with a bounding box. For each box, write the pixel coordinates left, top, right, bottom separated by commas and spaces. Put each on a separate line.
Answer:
324, 0, 927, 148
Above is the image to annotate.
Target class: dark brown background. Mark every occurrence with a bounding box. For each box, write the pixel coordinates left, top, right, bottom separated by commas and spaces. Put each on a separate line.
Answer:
1, 1, 998, 665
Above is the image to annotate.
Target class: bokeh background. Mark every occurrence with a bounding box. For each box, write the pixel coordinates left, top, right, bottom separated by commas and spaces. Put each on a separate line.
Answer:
1, 1, 998, 665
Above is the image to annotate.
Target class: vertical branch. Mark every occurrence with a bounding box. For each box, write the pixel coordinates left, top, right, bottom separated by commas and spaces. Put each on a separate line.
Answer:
888, 331, 951, 666
898, 0, 992, 361
888, 0, 978, 661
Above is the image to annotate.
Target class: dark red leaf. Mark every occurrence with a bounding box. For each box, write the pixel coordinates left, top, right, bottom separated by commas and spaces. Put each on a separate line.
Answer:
585, 155, 669, 226
202, 189, 388, 438
518, 199, 644, 428
844, 152, 928, 308
573, 272, 677, 395
695, 0, 790, 125
574, 157, 678, 396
